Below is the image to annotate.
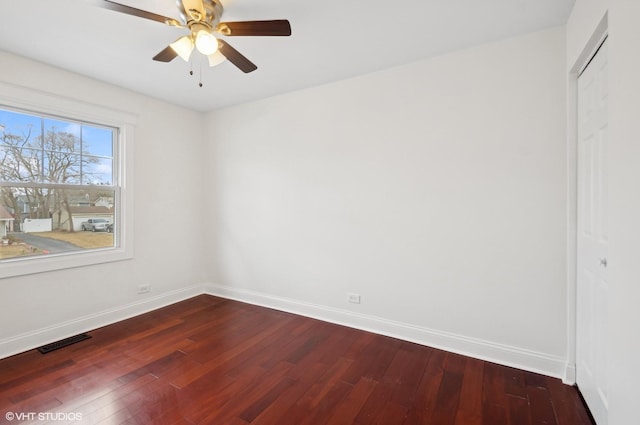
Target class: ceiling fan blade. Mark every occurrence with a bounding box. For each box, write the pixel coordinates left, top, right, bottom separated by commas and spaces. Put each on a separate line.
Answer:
217, 40, 257, 73
153, 46, 179, 62
216, 20, 292, 36
98, 0, 173, 24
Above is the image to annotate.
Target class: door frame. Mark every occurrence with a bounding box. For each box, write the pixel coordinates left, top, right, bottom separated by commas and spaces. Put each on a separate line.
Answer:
565, 13, 609, 385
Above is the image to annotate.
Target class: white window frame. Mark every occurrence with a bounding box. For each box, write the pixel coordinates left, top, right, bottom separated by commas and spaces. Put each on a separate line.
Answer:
0, 82, 135, 278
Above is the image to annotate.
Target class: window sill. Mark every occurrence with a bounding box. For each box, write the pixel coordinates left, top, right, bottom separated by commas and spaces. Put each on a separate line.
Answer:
0, 245, 133, 279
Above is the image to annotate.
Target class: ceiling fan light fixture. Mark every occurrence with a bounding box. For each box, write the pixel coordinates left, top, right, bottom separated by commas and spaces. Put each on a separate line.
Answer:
207, 50, 226, 67
195, 30, 219, 55
170, 36, 194, 61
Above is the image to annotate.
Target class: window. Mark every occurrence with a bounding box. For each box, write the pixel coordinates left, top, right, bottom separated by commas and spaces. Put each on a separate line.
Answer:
0, 82, 135, 278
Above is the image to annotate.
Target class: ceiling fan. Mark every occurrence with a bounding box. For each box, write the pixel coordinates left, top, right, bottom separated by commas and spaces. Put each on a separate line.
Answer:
99, 0, 291, 73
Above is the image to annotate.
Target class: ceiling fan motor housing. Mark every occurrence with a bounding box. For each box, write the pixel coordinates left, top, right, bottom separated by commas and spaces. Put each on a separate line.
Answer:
177, 0, 223, 29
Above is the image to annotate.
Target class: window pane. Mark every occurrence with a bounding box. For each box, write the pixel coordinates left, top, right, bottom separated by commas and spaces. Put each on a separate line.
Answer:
1, 187, 116, 261
82, 126, 113, 157
42, 152, 82, 184
0, 148, 43, 182
1, 186, 52, 219
84, 156, 113, 185
0, 109, 41, 147
44, 118, 82, 152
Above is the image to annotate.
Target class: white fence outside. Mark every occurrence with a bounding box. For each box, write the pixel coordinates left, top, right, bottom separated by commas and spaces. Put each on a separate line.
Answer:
23, 218, 52, 233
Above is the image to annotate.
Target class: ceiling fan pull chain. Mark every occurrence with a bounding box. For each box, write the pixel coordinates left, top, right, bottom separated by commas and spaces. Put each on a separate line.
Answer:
199, 59, 204, 87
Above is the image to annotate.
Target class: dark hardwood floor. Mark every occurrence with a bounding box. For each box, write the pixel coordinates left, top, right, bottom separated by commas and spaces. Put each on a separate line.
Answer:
0, 295, 593, 425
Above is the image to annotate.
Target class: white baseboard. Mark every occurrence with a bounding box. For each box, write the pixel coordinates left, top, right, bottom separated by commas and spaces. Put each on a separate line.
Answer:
0, 284, 204, 360
563, 362, 577, 385
0, 282, 569, 382
204, 283, 568, 380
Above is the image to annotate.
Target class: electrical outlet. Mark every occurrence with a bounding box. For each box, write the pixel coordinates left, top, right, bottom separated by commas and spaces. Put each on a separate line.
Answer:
137, 284, 151, 294
347, 293, 361, 304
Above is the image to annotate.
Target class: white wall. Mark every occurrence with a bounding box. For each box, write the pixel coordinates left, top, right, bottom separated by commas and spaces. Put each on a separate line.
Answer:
608, 2, 640, 421
205, 28, 569, 377
0, 52, 208, 357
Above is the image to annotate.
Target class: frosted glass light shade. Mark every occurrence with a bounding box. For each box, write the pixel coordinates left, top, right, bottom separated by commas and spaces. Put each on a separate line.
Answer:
207, 50, 226, 67
170, 36, 194, 62
195, 30, 219, 55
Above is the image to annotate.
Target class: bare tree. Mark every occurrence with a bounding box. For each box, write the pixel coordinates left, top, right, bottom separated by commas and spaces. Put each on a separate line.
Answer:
1, 124, 101, 232
0, 125, 49, 219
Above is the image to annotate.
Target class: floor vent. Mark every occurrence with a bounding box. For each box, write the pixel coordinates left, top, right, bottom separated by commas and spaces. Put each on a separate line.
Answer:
37, 333, 92, 354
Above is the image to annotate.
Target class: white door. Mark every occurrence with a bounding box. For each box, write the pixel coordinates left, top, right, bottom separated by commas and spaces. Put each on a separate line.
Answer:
576, 38, 608, 425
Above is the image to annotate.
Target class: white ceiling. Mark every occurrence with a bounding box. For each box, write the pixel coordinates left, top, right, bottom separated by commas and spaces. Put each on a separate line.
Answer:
0, 0, 575, 112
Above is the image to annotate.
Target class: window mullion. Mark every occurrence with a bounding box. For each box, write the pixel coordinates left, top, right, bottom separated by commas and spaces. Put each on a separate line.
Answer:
40, 116, 45, 183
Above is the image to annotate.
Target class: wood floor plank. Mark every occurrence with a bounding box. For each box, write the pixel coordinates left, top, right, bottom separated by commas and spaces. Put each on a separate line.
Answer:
198, 362, 294, 424
315, 325, 361, 366
453, 356, 484, 425
298, 380, 355, 425
342, 334, 400, 385
324, 378, 378, 425
91, 374, 166, 424
237, 375, 297, 423
523, 369, 559, 425
250, 362, 328, 424
371, 401, 407, 425
300, 357, 355, 409
383, 343, 431, 408
503, 365, 528, 399
353, 380, 396, 424
0, 295, 594, 425
428, 353, 466, 425
507, 394, 533, 425
403, 348, 448, 424
545, 376, 595, 425
482, 361, 511, 423
527, 385, 559, 425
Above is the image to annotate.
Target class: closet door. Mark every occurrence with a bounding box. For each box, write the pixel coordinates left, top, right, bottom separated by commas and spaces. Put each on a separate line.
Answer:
576, 38, 609, 425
